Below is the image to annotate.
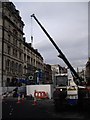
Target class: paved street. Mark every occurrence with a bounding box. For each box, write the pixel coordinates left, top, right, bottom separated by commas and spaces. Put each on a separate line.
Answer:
2, 98, 90, 120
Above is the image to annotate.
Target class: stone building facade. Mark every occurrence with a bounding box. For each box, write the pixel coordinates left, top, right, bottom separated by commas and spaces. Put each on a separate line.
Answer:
0, 2, 45, 86
0, 2, 24, 86
0, 2, 3, 87
23, 38, 44, 84
85, 58, 90, 85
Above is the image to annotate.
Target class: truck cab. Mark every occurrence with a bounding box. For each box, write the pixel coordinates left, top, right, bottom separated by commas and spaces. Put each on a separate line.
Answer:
53, 74, 68, 110
53, 73, 79, 110
54, 73, 68, 87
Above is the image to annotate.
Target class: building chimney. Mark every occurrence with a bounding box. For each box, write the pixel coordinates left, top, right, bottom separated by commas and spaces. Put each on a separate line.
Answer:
35, 49, 38, 52
23, 37, 26, 42
28, 43, 32, 47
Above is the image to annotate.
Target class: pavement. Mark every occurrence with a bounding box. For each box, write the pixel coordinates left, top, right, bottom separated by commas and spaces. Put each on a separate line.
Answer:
1, 97, 90, 120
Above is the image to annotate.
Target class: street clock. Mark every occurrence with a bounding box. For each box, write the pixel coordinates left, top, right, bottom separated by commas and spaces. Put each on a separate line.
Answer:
28, 76, 33, 80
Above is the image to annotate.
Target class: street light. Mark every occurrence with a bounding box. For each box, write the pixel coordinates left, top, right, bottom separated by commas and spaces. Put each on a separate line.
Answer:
35, 70, 39, 84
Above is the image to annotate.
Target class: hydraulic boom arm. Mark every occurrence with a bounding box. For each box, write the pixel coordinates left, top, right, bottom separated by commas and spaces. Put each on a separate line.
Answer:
31, 14, 82, 85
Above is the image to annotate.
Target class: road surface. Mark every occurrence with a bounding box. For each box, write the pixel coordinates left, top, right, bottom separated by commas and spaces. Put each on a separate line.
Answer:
2, 98, 90, 120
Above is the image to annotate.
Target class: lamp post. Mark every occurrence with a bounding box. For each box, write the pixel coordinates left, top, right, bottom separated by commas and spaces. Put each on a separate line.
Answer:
35, 70, 39, 84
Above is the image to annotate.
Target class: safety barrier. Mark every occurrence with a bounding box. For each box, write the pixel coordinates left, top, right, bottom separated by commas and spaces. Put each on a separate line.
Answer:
34, 91, 49, 99
1, 91, 16, 101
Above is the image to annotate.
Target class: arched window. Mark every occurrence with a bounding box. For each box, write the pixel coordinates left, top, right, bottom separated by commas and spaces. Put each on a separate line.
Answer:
24, 65, 26, 74
13, 62, 16, 72
6, 59, 10, 71
16, 63, 18, 72
11, 61, 14, 72
13, 29, 18, 35
18, 64, 21, 72
6, 78, 10, 86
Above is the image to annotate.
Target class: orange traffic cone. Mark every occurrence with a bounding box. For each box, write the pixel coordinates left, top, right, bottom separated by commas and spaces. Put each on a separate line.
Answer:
22, 94, 24, 101
17, 94, 21, 104
21, 94, 25, 103
33, 96, 37, 105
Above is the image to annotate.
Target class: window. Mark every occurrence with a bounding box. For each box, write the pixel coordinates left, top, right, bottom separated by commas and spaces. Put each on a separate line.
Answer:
12, 61, 15, 73
19, 34, 22, 39
16, 20, 17, 24
19, 52, 22, 60
9, 13, 11, 18
13, 38, 15, 44
18, 64, 22, 73
24, 47, 25, 51
8, 34, 10, 41
6, 78, 10, 86
10, 61, 12, 72
7, 46, 10, 55
13, 29, 18, 36
56, 75, 68, 86
11, 61, 14, 72
34, 59, 35, 66
31, 58, 32, 64
24, 54, 26, 62
0, 12, 2, 18
6, 59, 10, 71
27, 56, 30, 63
24, 65, 26, 74
15, 39, 17, 45
13, 49, 17, 57
8, 25, 11, 31
13, 49, 15, 56
16, 63, 18, 72
15, 50, 17, 57
19, 42, 21, 47
13, 38, 17, 46
27, 49, 29, 53
19, 23, 23, 29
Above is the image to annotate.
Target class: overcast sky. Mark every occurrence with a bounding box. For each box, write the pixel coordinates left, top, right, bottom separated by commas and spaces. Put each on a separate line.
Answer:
11, 1, 88, 70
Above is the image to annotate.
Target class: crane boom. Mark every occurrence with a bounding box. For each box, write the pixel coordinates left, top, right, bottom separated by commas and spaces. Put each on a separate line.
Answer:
31, 14, 82, 85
